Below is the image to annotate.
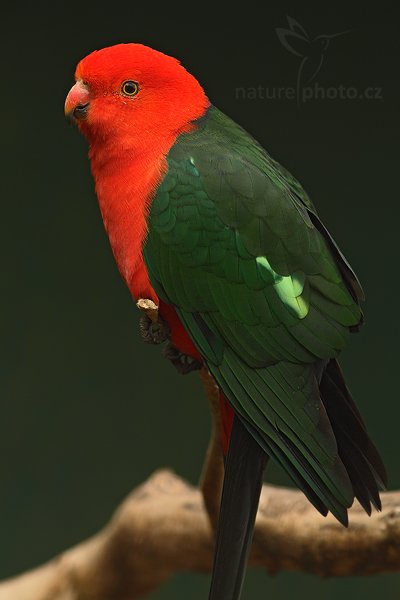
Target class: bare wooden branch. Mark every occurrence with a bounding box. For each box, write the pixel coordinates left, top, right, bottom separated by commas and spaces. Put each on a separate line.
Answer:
136, 298, 159, 322
1, 299, 398, 599
0, 471, 399, 600
136, 298, 225, 529
198, 366, 224, 530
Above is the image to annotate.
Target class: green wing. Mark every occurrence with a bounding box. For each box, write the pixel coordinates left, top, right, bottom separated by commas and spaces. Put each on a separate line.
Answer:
143, 107, 364, 522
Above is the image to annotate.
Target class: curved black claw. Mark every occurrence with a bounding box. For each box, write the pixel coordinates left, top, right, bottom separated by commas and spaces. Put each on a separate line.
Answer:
162, 342, 202, 375
139, 314, 170, 345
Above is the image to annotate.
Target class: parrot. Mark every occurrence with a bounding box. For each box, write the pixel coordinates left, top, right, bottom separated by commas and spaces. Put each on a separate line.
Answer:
65, 43, 387, 600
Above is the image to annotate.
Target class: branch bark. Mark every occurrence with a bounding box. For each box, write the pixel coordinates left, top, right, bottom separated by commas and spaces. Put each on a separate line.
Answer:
198, 366, 224, 531
0, 472, 399, 600
1, 299, 398, 599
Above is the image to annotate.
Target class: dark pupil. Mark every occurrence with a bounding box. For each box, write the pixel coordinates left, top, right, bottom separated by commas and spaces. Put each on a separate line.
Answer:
124, 82, 136, 94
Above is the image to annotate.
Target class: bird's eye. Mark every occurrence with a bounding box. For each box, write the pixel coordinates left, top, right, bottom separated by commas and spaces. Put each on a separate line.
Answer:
121, 81, 139, 97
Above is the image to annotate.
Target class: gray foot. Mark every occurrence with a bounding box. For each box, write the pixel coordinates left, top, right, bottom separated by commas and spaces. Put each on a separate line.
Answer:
139, 314, 170, 345
162, 342, 202, 375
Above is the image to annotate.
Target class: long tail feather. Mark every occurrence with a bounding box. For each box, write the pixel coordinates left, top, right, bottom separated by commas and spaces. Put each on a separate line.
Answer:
320, 359, 387, 513
209, 415, 268, 600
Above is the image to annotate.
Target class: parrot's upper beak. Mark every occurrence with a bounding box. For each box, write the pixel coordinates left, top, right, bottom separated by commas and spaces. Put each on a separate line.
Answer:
65, 80, 91, 122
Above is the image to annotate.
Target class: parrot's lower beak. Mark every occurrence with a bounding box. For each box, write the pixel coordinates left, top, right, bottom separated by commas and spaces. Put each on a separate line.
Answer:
65, 80, 90, 122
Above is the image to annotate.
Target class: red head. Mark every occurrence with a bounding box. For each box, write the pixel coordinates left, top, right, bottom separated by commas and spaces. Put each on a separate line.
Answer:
65, 45, 210, 302
65, 44, 209, 151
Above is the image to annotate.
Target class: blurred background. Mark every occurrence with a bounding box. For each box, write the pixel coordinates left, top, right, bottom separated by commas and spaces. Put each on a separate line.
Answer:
1, 1, 399, 598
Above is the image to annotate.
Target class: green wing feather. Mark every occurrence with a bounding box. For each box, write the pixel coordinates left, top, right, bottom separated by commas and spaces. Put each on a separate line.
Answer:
143, 106, 368, 521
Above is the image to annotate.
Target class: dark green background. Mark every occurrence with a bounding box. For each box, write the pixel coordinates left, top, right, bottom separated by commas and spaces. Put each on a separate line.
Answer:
1, 2, 399, 598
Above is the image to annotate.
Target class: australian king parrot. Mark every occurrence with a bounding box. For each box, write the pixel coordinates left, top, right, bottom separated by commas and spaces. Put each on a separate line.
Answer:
65, 43, 387, 599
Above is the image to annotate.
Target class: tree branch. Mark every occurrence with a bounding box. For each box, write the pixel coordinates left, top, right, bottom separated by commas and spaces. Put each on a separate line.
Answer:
1, 300, 398, 599
198, 366, 224, 531
0, 471, 399, 600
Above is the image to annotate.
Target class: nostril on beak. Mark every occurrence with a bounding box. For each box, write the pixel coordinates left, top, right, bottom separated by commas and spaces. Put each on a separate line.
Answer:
73, 103, 90, 120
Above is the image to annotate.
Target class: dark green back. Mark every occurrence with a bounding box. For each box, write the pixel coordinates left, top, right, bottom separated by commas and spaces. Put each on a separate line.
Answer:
143, 106, 367, 522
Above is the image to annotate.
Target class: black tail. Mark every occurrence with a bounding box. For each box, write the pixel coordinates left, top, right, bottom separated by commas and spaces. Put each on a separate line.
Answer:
208, 415, 267, 600
320, 359, 387, 514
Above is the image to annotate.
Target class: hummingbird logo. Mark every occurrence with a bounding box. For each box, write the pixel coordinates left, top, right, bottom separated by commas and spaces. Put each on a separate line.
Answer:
276, 16, 351, 103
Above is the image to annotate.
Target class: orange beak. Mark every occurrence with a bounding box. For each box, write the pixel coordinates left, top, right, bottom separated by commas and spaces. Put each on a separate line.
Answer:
64, 80, 91, 121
